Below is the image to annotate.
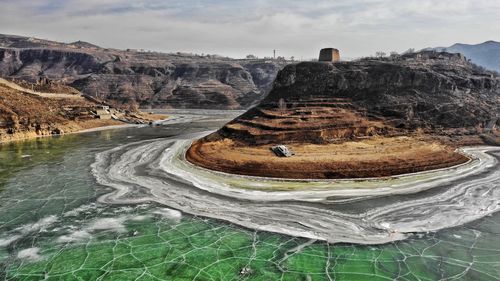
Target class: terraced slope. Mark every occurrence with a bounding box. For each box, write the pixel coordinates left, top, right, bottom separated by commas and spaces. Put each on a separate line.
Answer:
187, 52, 499, 179
218, 97, 392, 145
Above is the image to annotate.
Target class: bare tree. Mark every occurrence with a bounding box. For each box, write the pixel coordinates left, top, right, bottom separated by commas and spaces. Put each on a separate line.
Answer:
375, 51, 386, 58
127, 100, 140, 113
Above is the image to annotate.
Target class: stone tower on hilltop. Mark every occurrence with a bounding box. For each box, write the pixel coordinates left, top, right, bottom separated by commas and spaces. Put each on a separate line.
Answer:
319, 48, 340, 62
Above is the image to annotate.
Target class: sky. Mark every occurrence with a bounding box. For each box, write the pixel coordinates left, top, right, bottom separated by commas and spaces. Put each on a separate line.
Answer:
1, 0, 499, 59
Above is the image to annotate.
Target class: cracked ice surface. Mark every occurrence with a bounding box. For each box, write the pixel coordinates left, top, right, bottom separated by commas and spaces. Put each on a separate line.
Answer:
0, 110, 499, 280
92, 134, 500, 245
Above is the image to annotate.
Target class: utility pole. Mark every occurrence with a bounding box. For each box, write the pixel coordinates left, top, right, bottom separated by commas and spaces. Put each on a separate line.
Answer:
273, 49, 276, 59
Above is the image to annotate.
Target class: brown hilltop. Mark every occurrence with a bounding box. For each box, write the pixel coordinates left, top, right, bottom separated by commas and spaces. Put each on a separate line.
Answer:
0, 78, 165, 143
187, 51, 500, 179
0, 82, 116, 142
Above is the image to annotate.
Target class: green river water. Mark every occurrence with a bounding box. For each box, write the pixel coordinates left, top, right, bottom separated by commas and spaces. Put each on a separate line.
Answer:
0, 117, 499, 280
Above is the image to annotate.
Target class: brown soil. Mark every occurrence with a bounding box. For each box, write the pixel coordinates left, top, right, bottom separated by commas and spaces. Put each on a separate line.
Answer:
0, 84, 96, 127
186, 136, 468, 179
7, 78, 81, 95
0, 83, 166, 143
186, 99, 476, 179
217, 98, 396, 145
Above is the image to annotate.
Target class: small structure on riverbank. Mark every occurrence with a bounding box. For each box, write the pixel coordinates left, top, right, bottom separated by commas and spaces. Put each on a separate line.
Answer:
94, 105, 112, 119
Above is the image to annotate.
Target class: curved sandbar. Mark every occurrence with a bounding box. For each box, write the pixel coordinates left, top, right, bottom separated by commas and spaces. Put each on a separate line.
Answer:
186, 136, 469, 179
92, 132, 500, 244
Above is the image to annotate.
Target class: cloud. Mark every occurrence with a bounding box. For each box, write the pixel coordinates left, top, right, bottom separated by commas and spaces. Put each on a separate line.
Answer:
1, 0, 499, 58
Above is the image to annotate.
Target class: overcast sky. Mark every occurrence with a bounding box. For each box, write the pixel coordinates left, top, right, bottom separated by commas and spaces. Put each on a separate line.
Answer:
1, 0, 499, 59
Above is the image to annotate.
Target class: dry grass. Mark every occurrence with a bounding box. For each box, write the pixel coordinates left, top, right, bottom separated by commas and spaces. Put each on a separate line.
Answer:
189, 100, 470, 179
186, 136, 468, 179
0, 84, 94, 123
0, 84, 126, 143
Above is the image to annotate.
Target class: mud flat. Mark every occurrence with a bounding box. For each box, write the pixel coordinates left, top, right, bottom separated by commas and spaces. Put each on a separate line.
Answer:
91, 132, 500, 244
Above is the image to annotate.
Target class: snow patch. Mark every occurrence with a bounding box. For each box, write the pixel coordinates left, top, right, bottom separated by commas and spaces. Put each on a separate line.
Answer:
153, 208, 182, 223
17, 248, 42, 261
63, 203, 98, 217
15, 215, 58, 234
87, 216, 127, 233
130, 215, 150, 221
0, 235, 22, 247
57, 230, 92, 243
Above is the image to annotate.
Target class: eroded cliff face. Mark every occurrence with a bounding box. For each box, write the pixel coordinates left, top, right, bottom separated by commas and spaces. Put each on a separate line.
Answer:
71, 60, 265, 109
0, 82, 107, 142
213, 52, 500, 145
0, 35, 287, 109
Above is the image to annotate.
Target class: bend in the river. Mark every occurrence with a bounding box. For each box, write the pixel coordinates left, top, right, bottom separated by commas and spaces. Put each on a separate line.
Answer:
92, 127, 500, 245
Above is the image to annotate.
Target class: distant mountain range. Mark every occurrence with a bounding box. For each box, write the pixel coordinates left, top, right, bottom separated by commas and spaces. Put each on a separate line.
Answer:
426, 41, 500, 72
0, 34, 288, 110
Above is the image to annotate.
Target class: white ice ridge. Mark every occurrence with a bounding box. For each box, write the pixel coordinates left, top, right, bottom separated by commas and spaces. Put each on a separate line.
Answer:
91, 133, 500, 245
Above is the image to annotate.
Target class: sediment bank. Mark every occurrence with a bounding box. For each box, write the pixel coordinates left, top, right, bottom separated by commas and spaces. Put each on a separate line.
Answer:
186, 136, 469, 179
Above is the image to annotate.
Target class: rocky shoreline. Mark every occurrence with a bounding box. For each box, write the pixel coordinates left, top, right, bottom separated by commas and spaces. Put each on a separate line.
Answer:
0, 78, 167, 144
0, 119, 122, 144
0, 115, 168, 144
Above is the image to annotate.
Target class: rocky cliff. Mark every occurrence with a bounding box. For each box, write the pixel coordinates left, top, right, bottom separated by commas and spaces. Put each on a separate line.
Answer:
0, 78, 167, 143
187, 51, 499, 179
213, 51, 499, 144
0, 34, 287, 109
0, 82, 110, 142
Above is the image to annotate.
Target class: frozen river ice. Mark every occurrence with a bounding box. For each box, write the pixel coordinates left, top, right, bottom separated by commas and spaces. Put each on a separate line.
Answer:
0, 110, 499, 280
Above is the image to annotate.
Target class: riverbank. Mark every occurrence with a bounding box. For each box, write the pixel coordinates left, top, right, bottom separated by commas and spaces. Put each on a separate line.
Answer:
1, 114, 498, 280
0, 77, 172, 144
0, 113, 168, 144
186, 136, 469, 179
0, 119, 121, 144
93, 133, 500, 244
